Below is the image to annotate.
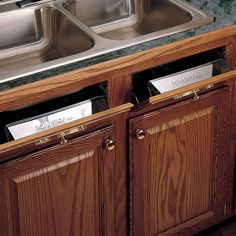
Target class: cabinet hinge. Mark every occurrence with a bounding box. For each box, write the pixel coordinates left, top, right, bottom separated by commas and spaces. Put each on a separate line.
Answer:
35, 125, 87, 146
35, 137, 50, 146
174, 89, 200, 101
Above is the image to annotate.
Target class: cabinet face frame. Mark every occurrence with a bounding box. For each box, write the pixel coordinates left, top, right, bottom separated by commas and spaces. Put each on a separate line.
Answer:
0, 35, 235, 158
129, 87, 234, 235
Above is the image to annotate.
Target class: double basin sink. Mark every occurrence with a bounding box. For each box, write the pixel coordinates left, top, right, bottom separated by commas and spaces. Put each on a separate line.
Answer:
0, 0, 214, 82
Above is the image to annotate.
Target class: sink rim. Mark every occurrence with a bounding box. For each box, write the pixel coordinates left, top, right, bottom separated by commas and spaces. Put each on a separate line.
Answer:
0, 0, 214, 84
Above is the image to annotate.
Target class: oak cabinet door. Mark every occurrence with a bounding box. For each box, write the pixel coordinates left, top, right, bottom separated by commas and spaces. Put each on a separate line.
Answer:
0, 126, 117, 236
129, 88, 234, 235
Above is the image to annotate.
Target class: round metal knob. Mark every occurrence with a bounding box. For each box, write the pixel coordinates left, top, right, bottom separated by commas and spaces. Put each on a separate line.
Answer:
104, 139, 116, 151
135, 129, 145, 140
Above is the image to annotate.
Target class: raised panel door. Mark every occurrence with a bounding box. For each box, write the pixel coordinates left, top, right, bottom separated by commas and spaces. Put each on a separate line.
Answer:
130, 88, 233, 235
0, 126, 116, 236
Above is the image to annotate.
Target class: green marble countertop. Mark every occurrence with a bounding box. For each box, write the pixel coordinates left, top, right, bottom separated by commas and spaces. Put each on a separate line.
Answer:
1, 0, 236, 92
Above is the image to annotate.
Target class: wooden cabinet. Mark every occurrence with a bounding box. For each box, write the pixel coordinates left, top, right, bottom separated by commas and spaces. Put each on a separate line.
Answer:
129, 87, 235, 235
0, 32, 236, 236
0, 126, 119, 236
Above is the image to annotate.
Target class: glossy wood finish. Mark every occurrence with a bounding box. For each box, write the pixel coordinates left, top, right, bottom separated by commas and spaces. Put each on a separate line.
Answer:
0, 26, 236, 112
130, 87, 234, 235
108, 74, 131, 107
0, 22, 236, 236
0, 103, 133, 162
0, 126, 119, 236
231, 79, 236, 215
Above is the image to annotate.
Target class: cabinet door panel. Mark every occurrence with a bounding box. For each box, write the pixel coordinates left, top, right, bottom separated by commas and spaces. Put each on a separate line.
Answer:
0, 126, 116, 236
130, 88, 233, 235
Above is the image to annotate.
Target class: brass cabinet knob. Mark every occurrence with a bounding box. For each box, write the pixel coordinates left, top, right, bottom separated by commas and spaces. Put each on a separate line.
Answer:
135, 129, 145, 140
104, 139, 116, 151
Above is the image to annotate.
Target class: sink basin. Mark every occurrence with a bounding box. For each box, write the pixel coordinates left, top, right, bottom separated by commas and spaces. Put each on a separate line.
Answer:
64, 0, 213, 40
0, 6, 94, 72
0, 0, 214, 83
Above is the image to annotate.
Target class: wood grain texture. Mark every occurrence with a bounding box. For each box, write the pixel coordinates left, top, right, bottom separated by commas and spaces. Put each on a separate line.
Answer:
108, 74, 132, 107
230, 78, 236, 215
111, 111, 130, 236
0, 103, 133, 162
225, 36, 236, 216
148, 74, 234, 106
130, 87, 233, 235
146, 107, 214, 234
0, 26, 236, 112
0, 126, 118, 236
225, 36, 236, 67
0, 21, 235, 236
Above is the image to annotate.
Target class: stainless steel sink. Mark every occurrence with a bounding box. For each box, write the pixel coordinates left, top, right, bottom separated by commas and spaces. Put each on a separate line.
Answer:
0, 0, 214, 83
64, 0, 213, 40
0, 6, 94, 72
